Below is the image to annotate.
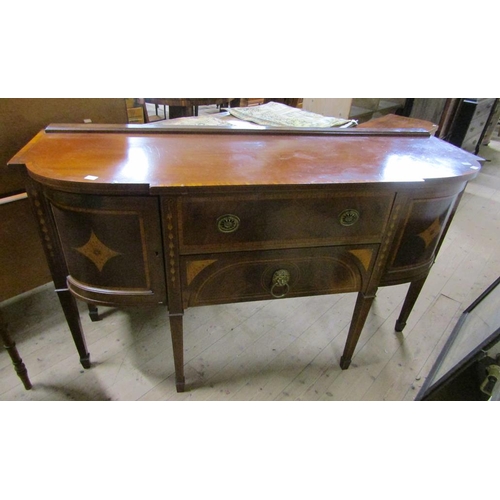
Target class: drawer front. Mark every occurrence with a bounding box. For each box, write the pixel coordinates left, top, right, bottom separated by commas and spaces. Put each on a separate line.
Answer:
181, 245, 377, 307
179, 192, 393, 253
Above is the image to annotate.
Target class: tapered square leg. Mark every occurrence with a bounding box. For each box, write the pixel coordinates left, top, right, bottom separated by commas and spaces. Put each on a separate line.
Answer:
169, 315, 185, 392
340, 292, 376, 369
57, 290, 91, 369
395, 277, 427, 332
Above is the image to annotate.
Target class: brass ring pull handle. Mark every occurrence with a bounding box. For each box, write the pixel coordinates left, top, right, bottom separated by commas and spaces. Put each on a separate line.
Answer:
339, 209, 360, 227
217, 214, 240, 233
270, 269, 291, 298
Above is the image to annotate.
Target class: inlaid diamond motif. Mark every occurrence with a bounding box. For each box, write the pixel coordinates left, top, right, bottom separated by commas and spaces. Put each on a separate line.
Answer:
417, 217, 442, 249
74, 230, 122, 272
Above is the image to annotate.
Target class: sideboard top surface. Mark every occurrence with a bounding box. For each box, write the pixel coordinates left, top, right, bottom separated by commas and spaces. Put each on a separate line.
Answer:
9, 126, 482, 194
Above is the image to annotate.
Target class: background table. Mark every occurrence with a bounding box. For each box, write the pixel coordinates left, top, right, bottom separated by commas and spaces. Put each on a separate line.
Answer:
143, 98, 235, 120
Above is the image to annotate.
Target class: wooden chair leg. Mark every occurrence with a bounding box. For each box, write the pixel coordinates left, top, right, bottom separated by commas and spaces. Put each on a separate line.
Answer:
0, 319, 32, 390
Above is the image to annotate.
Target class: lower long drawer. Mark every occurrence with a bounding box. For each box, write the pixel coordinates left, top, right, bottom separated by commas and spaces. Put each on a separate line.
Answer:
181, 245, 378, 308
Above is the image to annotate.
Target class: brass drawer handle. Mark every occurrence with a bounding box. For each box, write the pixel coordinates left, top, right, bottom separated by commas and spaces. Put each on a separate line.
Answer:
339, 209, 360, 227
270, 269, 290, 298
217, 214, 240, 233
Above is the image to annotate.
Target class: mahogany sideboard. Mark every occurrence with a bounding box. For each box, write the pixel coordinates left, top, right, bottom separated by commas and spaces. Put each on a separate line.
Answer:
8, 124, 482, 392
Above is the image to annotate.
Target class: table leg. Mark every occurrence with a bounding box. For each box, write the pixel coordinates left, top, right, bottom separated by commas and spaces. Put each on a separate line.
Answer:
395, 276, 428, 332
57, 289, 91, 369
340, 291, 376, 369
169, 314, 185, 392
23, 175, 91, 371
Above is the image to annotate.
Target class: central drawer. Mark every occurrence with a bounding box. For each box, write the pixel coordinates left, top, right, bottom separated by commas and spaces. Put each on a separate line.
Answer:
178, 192, 394, 253
181, 245, 378, 308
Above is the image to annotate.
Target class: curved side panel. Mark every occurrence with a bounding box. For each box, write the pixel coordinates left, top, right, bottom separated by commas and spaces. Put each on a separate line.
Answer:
46, 190, 167, 306
381, 181, 466, 286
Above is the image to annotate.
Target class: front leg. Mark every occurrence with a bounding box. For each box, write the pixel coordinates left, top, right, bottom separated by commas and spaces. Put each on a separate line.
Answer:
57, 289, 91, 369
169, 314, 185, 392
340, 291, 376, 369
24, 176, 90, 370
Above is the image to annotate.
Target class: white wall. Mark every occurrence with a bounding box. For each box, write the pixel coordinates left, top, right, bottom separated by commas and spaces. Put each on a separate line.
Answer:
302, 98, 352, 118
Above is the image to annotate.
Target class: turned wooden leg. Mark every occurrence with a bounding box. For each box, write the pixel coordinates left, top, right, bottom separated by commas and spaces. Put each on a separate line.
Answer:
395, 276, 428, 332
57, 290, 91, 369
0, 316, 32, 390
340, 292, 376, 370
169, 314, 185, 392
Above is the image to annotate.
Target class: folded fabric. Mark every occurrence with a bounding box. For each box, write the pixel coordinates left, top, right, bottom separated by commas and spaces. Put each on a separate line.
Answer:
227, 101, 357, 128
